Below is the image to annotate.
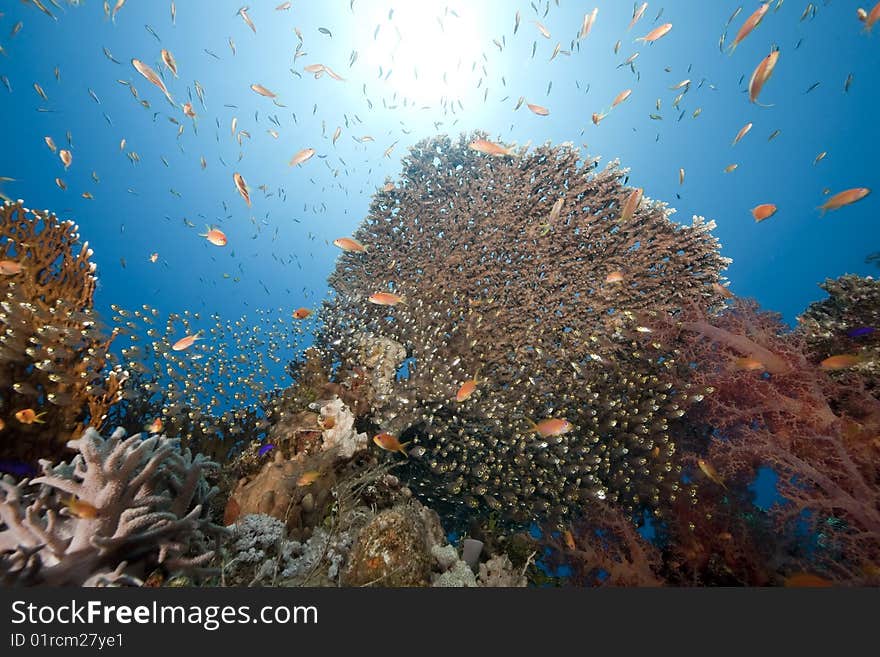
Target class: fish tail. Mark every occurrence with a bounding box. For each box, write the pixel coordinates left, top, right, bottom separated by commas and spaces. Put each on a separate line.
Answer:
398, 441, 411, 457
524, 416, 537, 432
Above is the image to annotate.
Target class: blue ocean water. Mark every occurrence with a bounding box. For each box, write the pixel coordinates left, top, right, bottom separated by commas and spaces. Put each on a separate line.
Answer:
0, 0, 875, 332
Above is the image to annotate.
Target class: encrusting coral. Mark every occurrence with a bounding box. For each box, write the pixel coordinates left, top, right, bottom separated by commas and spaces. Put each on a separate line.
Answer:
0, 426, 226, 586
0, 200, 126, 466
319, 132, 730, 523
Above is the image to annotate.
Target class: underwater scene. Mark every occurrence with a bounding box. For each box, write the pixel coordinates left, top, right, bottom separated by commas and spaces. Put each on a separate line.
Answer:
0, 0, 877, 588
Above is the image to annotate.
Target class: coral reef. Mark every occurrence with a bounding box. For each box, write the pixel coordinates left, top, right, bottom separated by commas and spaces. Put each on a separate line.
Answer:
797, 274, 880, 386
0, 200, 126, 465
319, 132, 729, 522
342, 502, 445, 586
643, 299, 880, 584
477, 554, 528, 587
0, 426, 225, 586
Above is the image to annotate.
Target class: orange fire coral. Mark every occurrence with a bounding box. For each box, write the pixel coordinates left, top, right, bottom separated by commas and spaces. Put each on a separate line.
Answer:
0, 200, 125, 466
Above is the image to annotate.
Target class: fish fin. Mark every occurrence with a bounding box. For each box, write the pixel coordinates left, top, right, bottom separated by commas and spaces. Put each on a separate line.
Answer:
398, 441, 411, 457
524, 416, 537, 432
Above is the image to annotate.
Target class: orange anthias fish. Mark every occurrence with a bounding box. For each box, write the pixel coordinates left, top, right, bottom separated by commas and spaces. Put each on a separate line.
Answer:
469, 138, 515, 157
732, 122, 753, 145
368, 292, 405, 306
289, 148, 316, 167
145, 418, 163, 433
733, 356, 766, 371
455, 372, 484, 402
628, 3, 648, 31
373, 432, 410, 456
333, 237, 367, 253
250, 83, 276, 98
820, 354, 864, 370
862, 3, 880, 31
729, 3, 769, 53
59, 149, 72, 169
605, 271, 625, 284
172, 331, 203, 351
611, 88, 632, 109
200, 226, 227, 246
712, 282, 735, 299
697, 458, 727, 489
161, 49, 178, 77
182, 102, 196, 118
15, 409, 47, 424
297, 470, 321, 486
784, 572, 833, 587
526, 417, 573, 438
592, 112, 606, 126
563, 529, 576, 550
292, 307, 312, 320
233, 172, 250, 206
131, 58, 175, 106
579, 8, 598, 40
818, 188, 870, 215
636, 23, 672, 43
64, 496, 99, 520
749, 49, 780, 105
0, 260, 24, 275
527, 102, 550, 116
619, 187, 643, 222
751, 204, 777, 222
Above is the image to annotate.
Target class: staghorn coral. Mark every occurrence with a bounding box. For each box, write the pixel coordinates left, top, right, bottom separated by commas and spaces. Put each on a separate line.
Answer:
0, 200, 126, 465
319, 132, 729, 522
645, 299, 880, 584
0, 426, 226, 586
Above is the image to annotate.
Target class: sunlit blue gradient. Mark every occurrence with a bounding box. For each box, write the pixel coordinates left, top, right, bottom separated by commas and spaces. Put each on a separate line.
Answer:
0, 0, 876, 332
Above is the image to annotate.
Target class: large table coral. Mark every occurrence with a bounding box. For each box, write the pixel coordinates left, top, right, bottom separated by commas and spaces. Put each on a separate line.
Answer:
0, 426, 226, 586
319, 132, 730, 522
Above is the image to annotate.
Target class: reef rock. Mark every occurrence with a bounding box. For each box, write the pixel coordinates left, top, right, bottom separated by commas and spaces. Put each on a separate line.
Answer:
342, 502, 445, 587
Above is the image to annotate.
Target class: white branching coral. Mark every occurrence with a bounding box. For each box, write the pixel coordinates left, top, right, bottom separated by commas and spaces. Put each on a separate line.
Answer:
0, 427, 226, 586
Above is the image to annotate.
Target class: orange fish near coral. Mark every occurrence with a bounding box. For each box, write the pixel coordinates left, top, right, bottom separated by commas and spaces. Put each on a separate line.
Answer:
729, 3, 769, 53
636, 23, 672, 43
200, 227, 227, 246
619, 187, 643, 222
172, 331, 203, 351
373, 433, 410, 456
15, 409, 47, 424
818, 188, 870, 215
820, 354, 864, 370
749, 49, 780, 105
469, 138, 515, 157
563, 529, 576, 550
784, 572, 833, 587
751, 204, 777, 222
455, 372, 484, 402
0, 260, 24, 275
64, 496, 99, 519
712, 283, 735, 299
526, 417, 573, 438
368, 292, 405, 306
861, 3, 880, 31
605, 271, 625, 284
733, 356, 766, 371
333, 237, 366, 253
697, 458, 727, 489
292, 308, 312, 320
145, 418, 163, 434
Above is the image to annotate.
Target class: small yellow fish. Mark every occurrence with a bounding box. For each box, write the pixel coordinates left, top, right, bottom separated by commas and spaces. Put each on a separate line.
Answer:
697, 458, 727, 488
297, 470, 321, 486
64, 496, 99, 519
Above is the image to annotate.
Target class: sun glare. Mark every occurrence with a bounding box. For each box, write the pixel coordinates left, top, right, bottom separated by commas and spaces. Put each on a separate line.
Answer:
354, 1, 488, 108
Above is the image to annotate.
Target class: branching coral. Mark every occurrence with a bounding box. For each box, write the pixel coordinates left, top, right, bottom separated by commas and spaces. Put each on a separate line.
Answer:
0, 200, 126, 465
645, 300, 880, 584
0, 426, 226, 586
319, 132, 729, 522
